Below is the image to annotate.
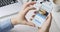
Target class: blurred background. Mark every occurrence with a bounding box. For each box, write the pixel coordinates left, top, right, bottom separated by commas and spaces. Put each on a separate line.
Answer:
0, 0, 60, 32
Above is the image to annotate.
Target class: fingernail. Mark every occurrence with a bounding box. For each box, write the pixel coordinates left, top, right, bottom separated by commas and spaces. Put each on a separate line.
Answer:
30, 19, 33, 21
32, 15, 35, 18
34, 11, 38, 14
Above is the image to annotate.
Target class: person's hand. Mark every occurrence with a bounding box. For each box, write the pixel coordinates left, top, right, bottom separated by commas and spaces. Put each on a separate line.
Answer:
38, 13, 52, 32
11, 2, 36, 27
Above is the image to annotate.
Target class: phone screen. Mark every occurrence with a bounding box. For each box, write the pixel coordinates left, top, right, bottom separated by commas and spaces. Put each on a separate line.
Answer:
32, 1, 53, 27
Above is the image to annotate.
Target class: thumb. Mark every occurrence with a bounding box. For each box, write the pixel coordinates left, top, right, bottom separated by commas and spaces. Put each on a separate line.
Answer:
21, 6, 36, 17
24, 20, 35, 27
40, 13, 52, 32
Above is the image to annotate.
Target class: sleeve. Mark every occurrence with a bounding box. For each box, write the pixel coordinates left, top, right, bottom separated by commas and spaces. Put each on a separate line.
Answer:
0, 18, 14, 32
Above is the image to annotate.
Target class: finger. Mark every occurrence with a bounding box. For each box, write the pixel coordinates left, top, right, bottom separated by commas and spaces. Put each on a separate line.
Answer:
46, 13, 52, 24
46, 14, 49, 20
21, 6, 36, 17
24, 20, 35, 27
46, 13, 52, 20
34, 11, 38, 14
23, 1, 36, 9
31, 11, 38, 18
40, 13, 52, 32
27, 22, 35, 27
30, 16, 35, 21
30, 12, 37, 21
31, 10, 38, 17
32, 14, 35, 18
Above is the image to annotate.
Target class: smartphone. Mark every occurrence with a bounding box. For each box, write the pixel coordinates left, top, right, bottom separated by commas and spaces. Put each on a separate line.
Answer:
25, 1, 53, 27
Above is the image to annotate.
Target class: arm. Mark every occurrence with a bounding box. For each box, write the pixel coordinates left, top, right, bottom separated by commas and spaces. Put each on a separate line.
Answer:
0, 2, 36, 32
0, 18, 14, 32
38, 13, 52, 32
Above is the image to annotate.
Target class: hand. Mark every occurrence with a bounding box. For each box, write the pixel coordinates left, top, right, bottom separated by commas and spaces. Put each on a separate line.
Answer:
11, 2, 36, 27
38, 13, 52, 32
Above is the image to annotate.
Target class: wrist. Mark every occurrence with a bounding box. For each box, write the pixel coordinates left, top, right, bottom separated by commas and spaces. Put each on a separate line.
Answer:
11, 17, 20, 25
11, 16, 23, 25
11, 17, 19, 25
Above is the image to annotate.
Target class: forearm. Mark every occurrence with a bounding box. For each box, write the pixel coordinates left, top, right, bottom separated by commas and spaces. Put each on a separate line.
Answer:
0, 18, 14, 32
